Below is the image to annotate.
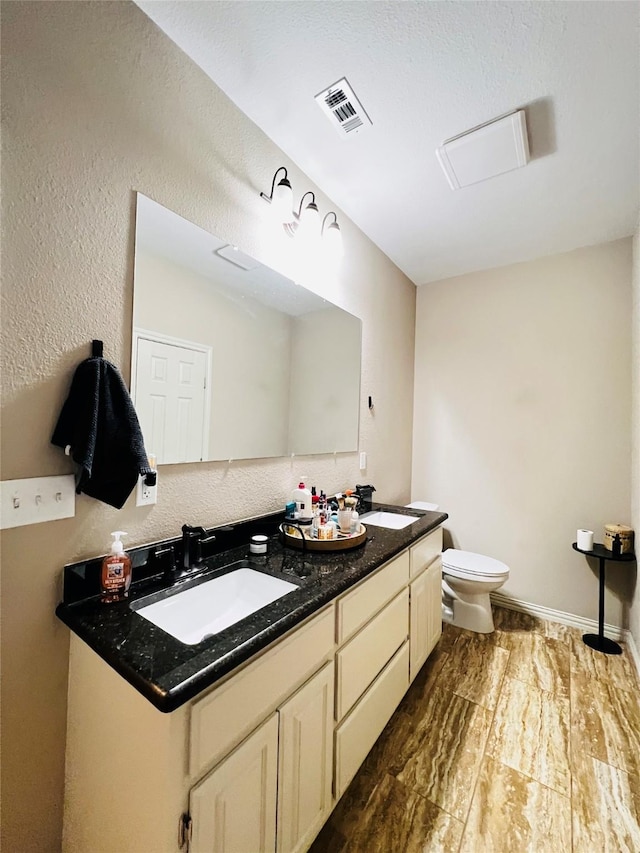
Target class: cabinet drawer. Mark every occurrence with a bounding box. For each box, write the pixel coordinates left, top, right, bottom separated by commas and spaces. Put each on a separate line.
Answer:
190, 606, 334, 779
410, 527, 443, 577
335, 588, 409, 721
336, 551, 409, 645
334, 640, 410, 798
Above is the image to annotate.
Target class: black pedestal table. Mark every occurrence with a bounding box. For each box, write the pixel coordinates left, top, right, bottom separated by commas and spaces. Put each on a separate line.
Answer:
572, 542, 636, 655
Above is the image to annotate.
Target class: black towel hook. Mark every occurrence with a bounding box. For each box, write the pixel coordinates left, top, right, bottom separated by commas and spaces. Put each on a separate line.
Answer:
92, 339, 104, 358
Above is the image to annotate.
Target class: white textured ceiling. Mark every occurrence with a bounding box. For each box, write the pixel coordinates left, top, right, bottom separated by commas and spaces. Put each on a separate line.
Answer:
135, 1, 640, 285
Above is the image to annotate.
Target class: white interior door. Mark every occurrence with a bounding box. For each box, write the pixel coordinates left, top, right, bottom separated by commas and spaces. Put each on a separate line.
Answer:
133, 333, 209, 464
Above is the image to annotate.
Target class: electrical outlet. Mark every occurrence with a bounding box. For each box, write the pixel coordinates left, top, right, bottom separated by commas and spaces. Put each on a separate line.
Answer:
359, 451, 367, 471
0, 475, 76, 529
136, 472, 158, 506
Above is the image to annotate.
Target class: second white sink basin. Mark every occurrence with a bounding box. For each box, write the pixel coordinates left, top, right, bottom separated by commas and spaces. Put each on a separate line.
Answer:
358, 511, 420, 530
134, 567, 299, 645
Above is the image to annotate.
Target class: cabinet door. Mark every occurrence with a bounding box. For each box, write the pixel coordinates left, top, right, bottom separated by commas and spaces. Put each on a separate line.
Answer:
409, 557, 442, 682
189, 714, 278, 853
277, 662, 334, 853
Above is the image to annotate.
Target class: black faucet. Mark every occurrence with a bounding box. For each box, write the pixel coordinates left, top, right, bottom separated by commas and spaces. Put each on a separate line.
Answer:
181, 524, 216, 570
355, 484, 376, 513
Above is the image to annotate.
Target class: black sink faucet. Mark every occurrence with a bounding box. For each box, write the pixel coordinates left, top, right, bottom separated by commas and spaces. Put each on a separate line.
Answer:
181, 524, 216, 570
355, 484, 376, 513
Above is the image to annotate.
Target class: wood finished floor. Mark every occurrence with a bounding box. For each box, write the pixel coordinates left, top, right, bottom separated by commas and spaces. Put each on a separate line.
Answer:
310, 607, 640, 853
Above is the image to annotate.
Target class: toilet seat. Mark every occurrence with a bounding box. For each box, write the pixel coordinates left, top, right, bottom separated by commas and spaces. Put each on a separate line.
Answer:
442, 549, 509, 582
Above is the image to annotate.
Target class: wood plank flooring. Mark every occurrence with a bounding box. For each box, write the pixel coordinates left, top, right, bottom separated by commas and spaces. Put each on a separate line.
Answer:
310, 607, 640, 852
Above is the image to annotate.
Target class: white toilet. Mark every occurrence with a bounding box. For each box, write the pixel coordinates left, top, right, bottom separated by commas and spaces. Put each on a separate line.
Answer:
441, 549, 510, 633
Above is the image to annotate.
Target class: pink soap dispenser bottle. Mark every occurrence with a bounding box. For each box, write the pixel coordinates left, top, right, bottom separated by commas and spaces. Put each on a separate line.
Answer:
101, 531, 131, 604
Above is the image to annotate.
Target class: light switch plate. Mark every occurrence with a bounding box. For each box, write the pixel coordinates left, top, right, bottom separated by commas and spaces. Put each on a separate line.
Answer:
359, 451, 367, 471
0, 475, 76, 529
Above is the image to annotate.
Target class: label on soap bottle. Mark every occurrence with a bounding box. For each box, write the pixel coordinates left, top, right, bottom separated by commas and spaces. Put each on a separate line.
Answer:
104, 561, 124, 586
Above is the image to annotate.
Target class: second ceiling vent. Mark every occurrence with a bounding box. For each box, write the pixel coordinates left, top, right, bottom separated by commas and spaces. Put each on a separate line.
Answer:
315, 77, 372, 139
437, 110, 530, 190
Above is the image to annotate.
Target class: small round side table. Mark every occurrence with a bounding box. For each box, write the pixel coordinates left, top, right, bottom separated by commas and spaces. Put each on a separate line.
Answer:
572, 542, 636, 655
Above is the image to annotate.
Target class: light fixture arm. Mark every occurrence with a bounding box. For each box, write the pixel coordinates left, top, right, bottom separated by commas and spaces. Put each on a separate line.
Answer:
321, 211, 339, 234
260, 166, 290, 203
296, 191, 316, 218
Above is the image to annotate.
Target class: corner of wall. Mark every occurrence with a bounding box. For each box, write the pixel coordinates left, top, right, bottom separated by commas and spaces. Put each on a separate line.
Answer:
629, 225, 640, 657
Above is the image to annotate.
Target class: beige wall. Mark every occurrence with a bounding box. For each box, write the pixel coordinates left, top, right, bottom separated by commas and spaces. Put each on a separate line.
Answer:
630, 227, 640, 649
0, 3, 416, 849
413, 240, 633, 624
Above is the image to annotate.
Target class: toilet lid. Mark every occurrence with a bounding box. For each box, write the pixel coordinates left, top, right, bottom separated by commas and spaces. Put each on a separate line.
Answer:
405, 501, 440, 511
442, 549, 509, 577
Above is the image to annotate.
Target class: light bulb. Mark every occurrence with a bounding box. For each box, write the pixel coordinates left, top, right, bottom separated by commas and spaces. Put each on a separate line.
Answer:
323, 220, 344, 259
271, 177, 293, 223
297, 198, 319, 244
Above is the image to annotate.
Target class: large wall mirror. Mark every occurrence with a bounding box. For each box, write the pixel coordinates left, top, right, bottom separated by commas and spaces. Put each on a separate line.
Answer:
132, 194, 362, 464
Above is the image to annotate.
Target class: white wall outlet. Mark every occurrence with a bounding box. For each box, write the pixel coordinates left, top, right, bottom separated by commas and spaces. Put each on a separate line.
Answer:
136, 472, 158, 506
0, 475, 76, 529
359, 451, 367, 471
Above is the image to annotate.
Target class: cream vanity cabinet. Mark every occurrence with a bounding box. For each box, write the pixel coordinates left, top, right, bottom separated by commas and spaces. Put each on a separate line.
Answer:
62, 525, 442, 853
189, 659, 335, 853
63, 606, 335, 853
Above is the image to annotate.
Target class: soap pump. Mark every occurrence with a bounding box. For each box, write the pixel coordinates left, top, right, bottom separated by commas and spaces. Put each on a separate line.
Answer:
292, 480, 313, 520
101, 531, 132, 604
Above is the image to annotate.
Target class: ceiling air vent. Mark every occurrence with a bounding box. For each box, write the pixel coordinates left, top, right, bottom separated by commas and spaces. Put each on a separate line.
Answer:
315, 77, 372, 139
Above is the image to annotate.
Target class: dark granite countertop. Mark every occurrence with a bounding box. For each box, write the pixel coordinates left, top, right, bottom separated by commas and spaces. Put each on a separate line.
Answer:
56, 503, 447, 712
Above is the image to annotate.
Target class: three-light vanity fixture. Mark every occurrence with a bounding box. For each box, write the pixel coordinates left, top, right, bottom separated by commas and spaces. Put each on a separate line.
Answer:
260, 167, 344, 259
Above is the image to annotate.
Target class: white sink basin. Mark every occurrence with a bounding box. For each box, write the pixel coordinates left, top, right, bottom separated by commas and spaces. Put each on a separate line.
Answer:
134, 568, 298, 645
358, 511, 420, 530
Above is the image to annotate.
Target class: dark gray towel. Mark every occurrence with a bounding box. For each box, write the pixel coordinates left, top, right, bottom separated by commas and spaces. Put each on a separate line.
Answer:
52, 357, 154, 509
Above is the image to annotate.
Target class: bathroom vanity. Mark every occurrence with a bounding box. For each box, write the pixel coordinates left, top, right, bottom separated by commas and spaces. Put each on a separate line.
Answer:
57, 505, 446, 852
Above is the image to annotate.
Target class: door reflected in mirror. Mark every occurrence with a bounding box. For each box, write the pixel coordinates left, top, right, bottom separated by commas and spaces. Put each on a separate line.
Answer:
132, 194, 362, 464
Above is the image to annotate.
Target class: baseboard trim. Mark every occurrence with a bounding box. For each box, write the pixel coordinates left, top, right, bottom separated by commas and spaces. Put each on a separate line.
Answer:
490, 592, 624, 640
623, 629, 640, 679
